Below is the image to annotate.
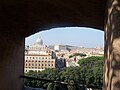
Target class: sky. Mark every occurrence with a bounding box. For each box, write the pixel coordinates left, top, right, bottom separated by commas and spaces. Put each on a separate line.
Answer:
25, 27, 104, 48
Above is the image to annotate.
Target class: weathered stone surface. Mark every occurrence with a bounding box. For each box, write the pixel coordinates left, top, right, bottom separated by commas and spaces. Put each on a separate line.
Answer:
104, 0, 120, 90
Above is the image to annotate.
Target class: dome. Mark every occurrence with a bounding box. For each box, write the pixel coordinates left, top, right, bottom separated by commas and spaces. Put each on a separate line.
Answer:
36, 37, 43, 45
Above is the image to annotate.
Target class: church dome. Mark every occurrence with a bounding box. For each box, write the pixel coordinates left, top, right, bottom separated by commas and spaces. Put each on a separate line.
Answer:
36, 37, 43, 45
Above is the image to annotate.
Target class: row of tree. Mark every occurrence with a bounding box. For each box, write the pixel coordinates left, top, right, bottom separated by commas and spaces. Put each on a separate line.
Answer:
69, 53, 87, 58
24, 56, 104, 90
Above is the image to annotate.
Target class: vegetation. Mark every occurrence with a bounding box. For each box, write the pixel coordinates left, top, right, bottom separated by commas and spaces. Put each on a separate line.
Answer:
78, 56, 104, 87
69, 53, 86, 58
24, 56, 104, 90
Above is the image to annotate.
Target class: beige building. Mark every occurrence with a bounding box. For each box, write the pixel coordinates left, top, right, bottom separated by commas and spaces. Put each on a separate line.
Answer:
25, 37, 56, 73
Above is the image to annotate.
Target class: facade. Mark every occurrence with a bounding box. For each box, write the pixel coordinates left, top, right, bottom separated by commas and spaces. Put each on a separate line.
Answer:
25, 37, 56, 73
54, 45, 67, 51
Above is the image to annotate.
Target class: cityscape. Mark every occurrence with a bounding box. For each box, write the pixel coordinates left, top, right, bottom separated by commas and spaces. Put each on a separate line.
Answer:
25, 37, 104, 72
24, 35, 104, 90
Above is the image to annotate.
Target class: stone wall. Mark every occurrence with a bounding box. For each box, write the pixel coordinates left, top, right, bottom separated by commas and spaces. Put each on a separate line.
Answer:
0, 32, 24, 90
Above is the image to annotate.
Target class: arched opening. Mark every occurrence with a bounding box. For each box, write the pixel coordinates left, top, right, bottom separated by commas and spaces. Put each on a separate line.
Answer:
24, 27, 104, 90
2, 0, 120, 90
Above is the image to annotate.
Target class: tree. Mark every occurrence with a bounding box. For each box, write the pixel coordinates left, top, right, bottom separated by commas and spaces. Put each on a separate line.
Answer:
47, 83, 54, 90
69, 53, 86, 58
78, 56, 104, 87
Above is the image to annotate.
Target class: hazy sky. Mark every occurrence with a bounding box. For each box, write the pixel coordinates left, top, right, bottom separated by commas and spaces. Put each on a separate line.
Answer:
25, 27, 104, 48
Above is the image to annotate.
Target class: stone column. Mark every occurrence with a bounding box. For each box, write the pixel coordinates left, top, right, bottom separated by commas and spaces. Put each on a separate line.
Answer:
104, 0, 120, 90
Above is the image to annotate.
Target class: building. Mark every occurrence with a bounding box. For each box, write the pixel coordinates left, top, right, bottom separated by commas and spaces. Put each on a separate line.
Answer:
49, 44, 77, 51
24, 37, 56, 73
